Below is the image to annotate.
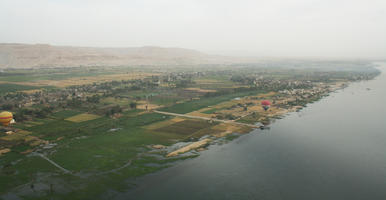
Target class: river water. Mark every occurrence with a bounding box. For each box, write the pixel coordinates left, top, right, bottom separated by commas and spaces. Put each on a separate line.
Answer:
117, 63, 386, 200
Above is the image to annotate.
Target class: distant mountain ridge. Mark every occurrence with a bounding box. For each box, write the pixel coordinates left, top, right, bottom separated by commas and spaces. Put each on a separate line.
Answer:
0, 43, 237, 68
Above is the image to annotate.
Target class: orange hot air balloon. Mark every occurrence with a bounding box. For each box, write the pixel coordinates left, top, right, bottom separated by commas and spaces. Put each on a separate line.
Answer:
0, 111, 13, 126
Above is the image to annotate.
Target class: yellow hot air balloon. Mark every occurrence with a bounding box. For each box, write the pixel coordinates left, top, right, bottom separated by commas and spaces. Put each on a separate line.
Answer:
0, 111, 13, 126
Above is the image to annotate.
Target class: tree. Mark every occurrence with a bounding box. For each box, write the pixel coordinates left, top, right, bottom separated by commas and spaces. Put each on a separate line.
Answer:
175, 79, 191, 88
1, 103, 14, 110
86, 94, 100, 103
129, 102, 137, 109
105, 105, 122, 116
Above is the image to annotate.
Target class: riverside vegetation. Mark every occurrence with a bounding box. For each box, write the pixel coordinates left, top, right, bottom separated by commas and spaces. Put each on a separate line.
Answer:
0, 60, 380, 199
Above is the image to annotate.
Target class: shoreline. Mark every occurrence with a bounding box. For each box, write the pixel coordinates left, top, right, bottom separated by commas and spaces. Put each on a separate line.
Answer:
1, 64, 381, 199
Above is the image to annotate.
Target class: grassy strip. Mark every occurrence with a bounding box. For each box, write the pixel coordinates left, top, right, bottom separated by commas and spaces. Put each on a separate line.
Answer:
202, 107, 219, 114
0, 71, 114, 82
0, 83, 53, 94
236, 113, 261, 124
0, 156, 59, 194
160, 91, 262, 114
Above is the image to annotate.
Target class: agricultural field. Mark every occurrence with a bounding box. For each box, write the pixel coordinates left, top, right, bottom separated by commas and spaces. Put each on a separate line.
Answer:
0, 110, 200, 196
65, 113, 101, 123
159, 90, 262, 114
0, 67, 157, 87
52, 110, 83, 119
0, 83, 52, 94
0, 61, 380, 199
155, 119, 215, 136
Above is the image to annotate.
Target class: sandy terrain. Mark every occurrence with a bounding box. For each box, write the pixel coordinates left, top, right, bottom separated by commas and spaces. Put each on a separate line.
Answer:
136, 101, 162, 110
0, 43, 242, 69
4, 72, 157, 88
187, 110, 214, 118
184, 88, 217, 93
211, 123, 251, 137
0, 148, 11, 156
167, 138, 212, 157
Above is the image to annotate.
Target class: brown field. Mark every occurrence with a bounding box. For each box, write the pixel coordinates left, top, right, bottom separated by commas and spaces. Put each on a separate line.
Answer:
0, 130, 47, 148
20, 89, 44, 94
212, 123, 252, 137
194, 79, 247, 89
187, 110, 214, 118
257, 91, 276, 98
0, 148, 11, 156
194, 91, 288, 123
144, 117, 185, 130
184, 88, 217, 93
2, 72, 158, 88
194, 79, 224, 84
189, 122, 252, 139
0, 130, 31, 141
170, 117, 185, 123
136, 101, 162, 110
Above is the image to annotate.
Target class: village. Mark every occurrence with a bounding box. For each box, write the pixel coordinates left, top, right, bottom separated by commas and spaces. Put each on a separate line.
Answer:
0, 66, 374, 154
0, 63, 380, 198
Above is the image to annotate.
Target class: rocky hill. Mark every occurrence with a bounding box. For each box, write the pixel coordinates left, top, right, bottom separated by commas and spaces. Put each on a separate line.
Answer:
0, 43, 237, 68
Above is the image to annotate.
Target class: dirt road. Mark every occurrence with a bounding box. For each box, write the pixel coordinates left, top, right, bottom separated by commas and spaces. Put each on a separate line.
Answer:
154, 110, 261, 128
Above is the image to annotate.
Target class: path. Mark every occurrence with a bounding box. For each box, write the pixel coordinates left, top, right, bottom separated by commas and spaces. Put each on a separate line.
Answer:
154, 110, 261, 128
33, 153, 71, 174
97, 160, 132, 175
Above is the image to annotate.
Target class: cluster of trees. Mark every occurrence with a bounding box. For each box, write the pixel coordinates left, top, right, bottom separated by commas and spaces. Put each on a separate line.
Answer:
129, 102, 137, 109
175, 79, 194, 88
103, 102, 136, 117
86, 94, 101, 104
13, 106, 54, 122
104, 105, 123, 116
216, 113, 237, 120
203, 87, 261, 98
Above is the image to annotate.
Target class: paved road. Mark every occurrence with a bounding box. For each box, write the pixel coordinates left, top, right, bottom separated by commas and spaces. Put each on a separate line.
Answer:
154, 110, 261, 128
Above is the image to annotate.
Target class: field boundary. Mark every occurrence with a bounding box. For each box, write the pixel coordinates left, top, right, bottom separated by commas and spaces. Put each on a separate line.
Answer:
33, 153, 71, 174
153, 110, 261, 128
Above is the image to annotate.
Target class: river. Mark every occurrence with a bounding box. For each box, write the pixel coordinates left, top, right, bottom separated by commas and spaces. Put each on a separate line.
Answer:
115, 63, 386, 200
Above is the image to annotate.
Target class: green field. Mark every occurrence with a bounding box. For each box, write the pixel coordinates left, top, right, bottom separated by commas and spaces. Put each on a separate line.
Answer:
1, 62, 375, 199
155, 119, 214, 136
0, 155, 60, 194
0, 69, 115, 82
160, 90, 262, 114
52, 110, 83, 119
202, 107, 220, 114
65, 113, 101, 123
0, 83, 52, 94
0, 110, 190, 196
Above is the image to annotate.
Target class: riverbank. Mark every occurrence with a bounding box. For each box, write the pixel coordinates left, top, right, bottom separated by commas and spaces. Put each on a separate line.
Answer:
0, 63, 380, 199
150, 80, 351, 158
114, 63, 386, 200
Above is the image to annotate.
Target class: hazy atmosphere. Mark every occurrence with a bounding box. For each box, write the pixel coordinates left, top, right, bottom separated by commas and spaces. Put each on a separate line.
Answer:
1, 0, 386, 200
1, 0, 386, 58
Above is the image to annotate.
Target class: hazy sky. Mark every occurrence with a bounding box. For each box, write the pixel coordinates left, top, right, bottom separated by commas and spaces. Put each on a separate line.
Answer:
1, 0, 385, 58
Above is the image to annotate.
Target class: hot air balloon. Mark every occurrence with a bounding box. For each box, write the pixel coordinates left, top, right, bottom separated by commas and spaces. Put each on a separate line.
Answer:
0, 111, 13, 126
261, 100, 271, 111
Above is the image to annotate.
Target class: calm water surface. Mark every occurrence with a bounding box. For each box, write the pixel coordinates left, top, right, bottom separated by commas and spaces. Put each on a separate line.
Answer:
117, 63, 386, 200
